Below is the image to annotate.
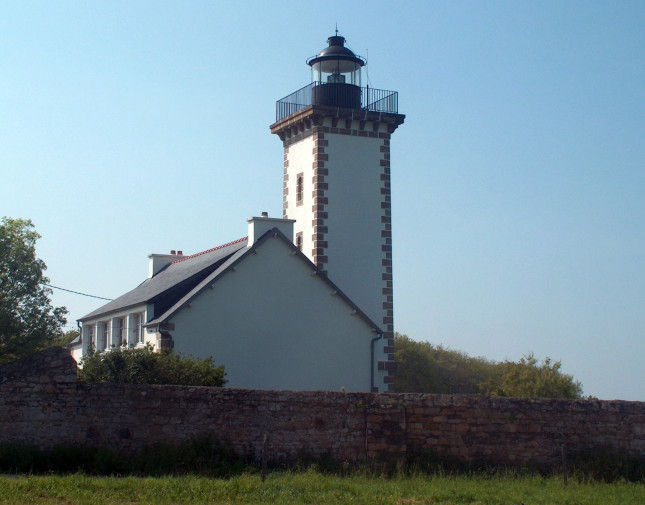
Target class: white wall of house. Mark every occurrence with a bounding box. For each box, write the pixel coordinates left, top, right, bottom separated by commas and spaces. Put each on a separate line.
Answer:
168, 236, 380, 392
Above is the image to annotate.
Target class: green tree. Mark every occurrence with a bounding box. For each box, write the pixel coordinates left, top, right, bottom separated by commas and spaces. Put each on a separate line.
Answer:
61, 328, 80, 345
78, 344, 227, 387
394, 333, 498, 394
394, 333, 442, 393
481, 353, 583, 399
0, 217, 67, 365
395, 333, 583, 399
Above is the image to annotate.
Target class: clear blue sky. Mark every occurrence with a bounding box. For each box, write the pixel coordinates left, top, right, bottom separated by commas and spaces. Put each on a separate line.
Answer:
2, 1, 643, 400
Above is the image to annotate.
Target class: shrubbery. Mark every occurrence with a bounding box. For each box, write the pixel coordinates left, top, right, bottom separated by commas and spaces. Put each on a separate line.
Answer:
395, 333, 582, 398
0, 437, 244, 477
569, 445, 645, 482
78, 344, 226, 387
1, 440, 643, 482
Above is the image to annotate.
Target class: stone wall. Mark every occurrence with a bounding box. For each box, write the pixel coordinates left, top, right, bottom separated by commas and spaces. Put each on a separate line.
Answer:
1, 347, 644, 468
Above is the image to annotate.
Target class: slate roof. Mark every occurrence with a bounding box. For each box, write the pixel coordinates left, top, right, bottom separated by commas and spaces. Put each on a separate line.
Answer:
80, 228, 382, 335
79, 237, 248, 321
144, 228, 383, 335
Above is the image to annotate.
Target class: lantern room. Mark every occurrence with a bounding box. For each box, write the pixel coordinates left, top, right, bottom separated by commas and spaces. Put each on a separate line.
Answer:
274, 33, 399, 121
306, 34, 365, 109
307, 35, 365, 86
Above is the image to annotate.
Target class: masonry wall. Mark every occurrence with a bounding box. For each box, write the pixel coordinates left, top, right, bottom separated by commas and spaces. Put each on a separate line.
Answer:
2, 347, 644, 469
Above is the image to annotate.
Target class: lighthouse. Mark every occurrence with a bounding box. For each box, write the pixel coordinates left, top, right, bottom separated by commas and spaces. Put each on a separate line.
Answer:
270, 34, 404, 392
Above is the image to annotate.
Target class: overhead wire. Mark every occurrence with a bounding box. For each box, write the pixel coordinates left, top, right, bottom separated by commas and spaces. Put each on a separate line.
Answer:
44, 284, 113, 301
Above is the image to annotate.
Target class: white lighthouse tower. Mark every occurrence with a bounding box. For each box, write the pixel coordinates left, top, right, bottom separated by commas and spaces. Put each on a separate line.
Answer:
270, 34, 404, 392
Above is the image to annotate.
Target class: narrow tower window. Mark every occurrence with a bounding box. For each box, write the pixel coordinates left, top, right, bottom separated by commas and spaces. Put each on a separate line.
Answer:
296, 173, 304, 206
296, 231, 303, 251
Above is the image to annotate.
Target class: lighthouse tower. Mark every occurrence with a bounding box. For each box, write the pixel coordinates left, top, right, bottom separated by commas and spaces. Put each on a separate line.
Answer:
270, 34, 404, 392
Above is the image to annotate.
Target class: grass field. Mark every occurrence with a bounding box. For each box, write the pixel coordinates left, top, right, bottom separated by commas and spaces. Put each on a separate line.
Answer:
0, 471, 643, 505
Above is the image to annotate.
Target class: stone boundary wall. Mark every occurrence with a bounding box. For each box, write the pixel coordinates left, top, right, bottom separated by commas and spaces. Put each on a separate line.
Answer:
1, 347, 644, 468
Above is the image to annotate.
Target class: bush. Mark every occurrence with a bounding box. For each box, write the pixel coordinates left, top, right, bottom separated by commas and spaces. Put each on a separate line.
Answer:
0, 437, 246, 477
482, 353, 582, 399
136, 436, 246, 477
570, 445, 645, 482
395, 333, 498, 394
395, 333, 583, 399
0, 444, 42, 473
78, 344, 226, 387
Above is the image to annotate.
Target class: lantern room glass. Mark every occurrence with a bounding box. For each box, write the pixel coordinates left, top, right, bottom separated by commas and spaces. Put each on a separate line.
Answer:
311, 60, 362, 87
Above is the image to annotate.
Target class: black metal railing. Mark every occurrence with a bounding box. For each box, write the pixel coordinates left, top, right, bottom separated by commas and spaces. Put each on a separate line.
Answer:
275, 82, 399, 122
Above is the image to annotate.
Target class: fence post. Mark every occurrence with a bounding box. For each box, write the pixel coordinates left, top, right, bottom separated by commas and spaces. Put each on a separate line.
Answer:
261, 433, 268, 482
561, 444, 568, 486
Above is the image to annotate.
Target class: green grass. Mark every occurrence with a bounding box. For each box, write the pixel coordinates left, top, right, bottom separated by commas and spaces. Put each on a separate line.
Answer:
0, 471, 643, 505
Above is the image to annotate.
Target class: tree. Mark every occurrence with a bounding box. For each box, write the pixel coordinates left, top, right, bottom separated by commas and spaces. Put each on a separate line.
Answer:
0, 217, 67, 365
394, 334, 443, 393
395, 333, 583, 399
78, 344, 227, 387
61, 328, 80, 345
481, 353, 583, 399
394, 333, 498, 394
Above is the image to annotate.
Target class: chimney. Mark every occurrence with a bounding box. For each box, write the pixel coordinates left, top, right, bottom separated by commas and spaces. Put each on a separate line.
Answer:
247, 213, 296, 246
148, 251, 185, 278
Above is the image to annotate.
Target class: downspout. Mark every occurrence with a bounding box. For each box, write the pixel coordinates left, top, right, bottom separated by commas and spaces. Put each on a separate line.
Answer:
370, 332, 383, 393
76, 320, 82, 352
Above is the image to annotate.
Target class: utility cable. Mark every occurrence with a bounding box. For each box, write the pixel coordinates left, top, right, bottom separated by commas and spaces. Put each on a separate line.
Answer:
44, 284, 113, 301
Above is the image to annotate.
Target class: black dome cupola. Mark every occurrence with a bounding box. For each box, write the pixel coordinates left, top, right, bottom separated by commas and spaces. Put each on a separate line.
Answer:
306, 34, 365, 108
307, 35, 365, 86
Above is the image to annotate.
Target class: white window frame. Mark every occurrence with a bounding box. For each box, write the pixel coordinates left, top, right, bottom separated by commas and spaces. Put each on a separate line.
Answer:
113, 317, 125, 347
85, 324, 95, 349
132, 312, 144, 345
99, 322, 109, 350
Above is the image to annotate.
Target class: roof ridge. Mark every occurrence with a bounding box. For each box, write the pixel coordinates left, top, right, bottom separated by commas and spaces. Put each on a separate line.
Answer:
170, 236, 248, 264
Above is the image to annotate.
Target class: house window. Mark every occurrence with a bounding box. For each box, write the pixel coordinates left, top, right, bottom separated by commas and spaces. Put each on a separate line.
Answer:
85, 325, 95, 349
295, 231, 303, 251
113, 317, 125, 347
296, 173, 304, 206
99, 322, 109, 350
132, 313, 144, 344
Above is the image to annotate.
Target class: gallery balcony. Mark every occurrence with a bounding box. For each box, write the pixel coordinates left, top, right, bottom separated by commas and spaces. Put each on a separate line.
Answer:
276, 82, 399, 122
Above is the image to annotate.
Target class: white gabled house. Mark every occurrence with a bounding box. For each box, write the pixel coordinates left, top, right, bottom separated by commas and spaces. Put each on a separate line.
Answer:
72, 216, 387, 392
72, 32, 404, 393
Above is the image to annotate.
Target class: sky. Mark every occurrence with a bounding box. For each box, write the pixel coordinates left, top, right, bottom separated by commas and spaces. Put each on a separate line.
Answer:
2, 1, 644, 400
